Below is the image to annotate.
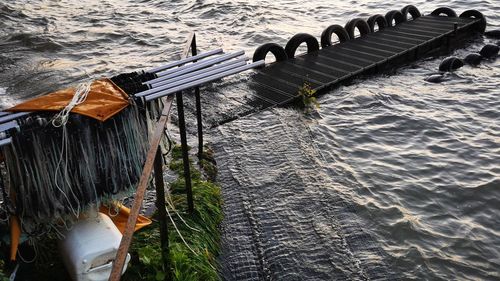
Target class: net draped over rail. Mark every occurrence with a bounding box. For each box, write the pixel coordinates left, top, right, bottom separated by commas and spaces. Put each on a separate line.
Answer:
0, 78, 163, 236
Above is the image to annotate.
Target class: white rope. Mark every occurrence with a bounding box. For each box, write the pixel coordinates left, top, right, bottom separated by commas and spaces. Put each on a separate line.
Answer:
9, 263, 19, 281
164, 204, 197, 255
16, 238, 37, 264
51, 80, 92, 218
162, 119, 200, 233
52, 81, 92, 127
165, 193, 200, 232
53, 125, 81, 218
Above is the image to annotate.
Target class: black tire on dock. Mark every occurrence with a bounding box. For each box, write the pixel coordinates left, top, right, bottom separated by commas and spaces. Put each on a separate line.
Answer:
253, 43, 288, 64
460, 10, 487, 33
367, 14, 388, 33
285, 33, 320, 59
385, 10, 406, 27
439, 56, 464, 72
320, 25, 350, 47
401, 5, 421, 20
431, 7, 457, 17
344, 18, 371, 39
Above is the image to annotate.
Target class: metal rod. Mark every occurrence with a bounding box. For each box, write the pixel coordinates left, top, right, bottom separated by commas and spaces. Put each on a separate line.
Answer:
0, 137, 12, 147
195, 86, 203, 159
0, 112, 10, 117
0, 112, 30, 124
154, 149, 172, 281
176, 91, 194, 214
0, 121, 19, 133
147, 48, 223, 73
149, 58, 247, 89
192, 35, 204, 159
136, 59, 246, 97
146, 50, 245, 85
144, 60, 265, 101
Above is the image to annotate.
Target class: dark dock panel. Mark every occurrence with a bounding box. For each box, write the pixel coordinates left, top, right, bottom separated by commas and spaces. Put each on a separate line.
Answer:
248, 8, 486, 109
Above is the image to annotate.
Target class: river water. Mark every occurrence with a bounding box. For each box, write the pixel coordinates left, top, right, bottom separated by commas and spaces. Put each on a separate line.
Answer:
1, 0, 499, 280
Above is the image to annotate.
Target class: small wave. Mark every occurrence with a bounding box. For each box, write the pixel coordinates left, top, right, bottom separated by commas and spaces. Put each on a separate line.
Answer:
0, 3, 27, 19
5, 33, 63, 52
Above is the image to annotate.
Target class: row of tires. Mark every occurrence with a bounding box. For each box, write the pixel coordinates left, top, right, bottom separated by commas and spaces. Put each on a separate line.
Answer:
252, 6, 486, 64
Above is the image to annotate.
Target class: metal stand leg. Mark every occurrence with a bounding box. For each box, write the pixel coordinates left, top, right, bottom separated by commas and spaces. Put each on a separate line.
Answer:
154, 150, 172, 280
195, 87, 203, 159
175, 92, 194, 214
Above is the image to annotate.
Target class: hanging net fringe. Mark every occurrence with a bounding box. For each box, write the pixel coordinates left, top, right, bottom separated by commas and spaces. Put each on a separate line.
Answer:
0, 99, 164, 237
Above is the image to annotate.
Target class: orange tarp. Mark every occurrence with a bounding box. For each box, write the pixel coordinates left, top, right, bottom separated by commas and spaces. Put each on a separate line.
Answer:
6, 78, 130, 122
9, 216, 21, 261
100, 204, 152, 234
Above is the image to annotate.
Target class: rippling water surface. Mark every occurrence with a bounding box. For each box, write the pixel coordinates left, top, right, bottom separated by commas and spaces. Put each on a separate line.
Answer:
1, 0, 499, 280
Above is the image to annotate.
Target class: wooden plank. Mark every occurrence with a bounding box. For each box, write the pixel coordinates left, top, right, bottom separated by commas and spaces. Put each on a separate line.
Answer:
109, 95, 174, 281
401, 21, 452, 33
290, 56, 350, 78
282, 62, 340, 82
360, 34, 415, 48
318, 48, 377, 66
418, 15, 473, 25
263, 63, 330, 84
250, 81, 297, 102
254, 72, 306, 92
110, 32, 197, 281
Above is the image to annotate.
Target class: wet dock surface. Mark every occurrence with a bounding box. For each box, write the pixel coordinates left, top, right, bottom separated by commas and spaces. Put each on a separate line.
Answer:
249, 15, 480, 109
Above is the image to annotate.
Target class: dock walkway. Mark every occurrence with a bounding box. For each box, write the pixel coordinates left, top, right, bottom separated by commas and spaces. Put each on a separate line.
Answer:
248, 10, 485, 109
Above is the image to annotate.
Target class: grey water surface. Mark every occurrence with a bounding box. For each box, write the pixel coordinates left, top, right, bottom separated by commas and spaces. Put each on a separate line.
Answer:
1, 0, 499, 280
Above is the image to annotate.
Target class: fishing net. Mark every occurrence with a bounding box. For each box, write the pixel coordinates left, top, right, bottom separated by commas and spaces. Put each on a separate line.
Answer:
0, 78, 164, 237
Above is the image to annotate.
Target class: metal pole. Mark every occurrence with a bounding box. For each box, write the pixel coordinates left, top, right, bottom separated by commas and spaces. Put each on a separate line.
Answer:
135, 59, 246, 97
154, 150, 172, 281
0, 112, 30, 124
195, 87, 203, 159
191, 35, 204, 159
146, 51, 245, 85
176, 91, 194, 214
147, 48, 223, 73
143, 61, 265, 101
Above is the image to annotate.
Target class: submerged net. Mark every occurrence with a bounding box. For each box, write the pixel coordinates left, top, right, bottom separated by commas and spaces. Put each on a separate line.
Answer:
0, 96, 163, 237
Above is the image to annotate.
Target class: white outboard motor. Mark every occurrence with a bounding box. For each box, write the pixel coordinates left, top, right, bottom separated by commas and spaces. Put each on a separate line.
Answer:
59, 212, 131, 281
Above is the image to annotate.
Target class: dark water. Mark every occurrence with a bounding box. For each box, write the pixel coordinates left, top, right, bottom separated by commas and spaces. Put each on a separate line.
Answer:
1, 0, 499, 280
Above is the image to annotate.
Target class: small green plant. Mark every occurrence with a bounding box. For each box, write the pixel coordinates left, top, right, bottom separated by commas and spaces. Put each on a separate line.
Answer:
297, 82, 319, 113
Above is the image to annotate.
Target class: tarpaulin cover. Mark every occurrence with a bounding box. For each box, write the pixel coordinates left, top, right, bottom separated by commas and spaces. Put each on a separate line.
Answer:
100, 204, 152, 234
6, 78, 130, 122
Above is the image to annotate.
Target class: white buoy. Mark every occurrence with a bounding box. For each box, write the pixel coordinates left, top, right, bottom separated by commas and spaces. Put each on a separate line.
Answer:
59, 212, 131, 281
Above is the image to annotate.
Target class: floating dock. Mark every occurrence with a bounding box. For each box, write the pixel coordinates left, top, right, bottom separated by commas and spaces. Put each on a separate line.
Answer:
248, 6, 486, 109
